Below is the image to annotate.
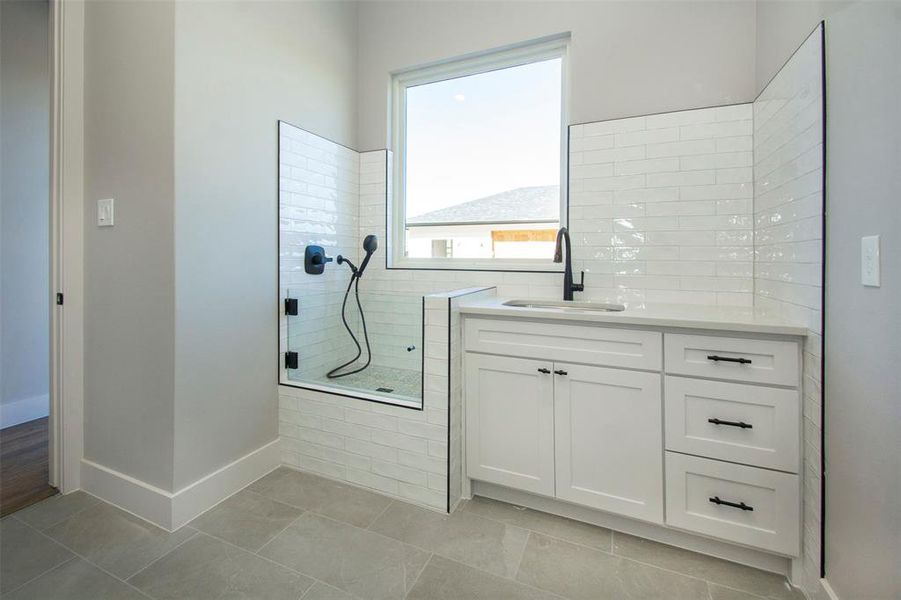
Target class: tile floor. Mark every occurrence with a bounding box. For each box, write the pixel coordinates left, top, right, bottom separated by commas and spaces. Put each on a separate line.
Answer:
0, 467, 805, 600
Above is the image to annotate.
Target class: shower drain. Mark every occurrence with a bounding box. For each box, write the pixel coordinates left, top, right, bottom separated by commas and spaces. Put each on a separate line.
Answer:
375, 387, 394, 393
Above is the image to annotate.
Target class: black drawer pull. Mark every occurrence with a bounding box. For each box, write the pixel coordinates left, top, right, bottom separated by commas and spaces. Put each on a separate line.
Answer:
708, 418, 753, 429
537, 368, 551, 374
709, 496, 754, 511
707, 355, 752, 365
554, 369, 568, 376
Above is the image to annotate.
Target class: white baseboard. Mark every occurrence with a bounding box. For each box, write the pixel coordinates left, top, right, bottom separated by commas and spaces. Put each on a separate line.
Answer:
820, 578, 840, 600
1, 394, 49, 429
80, 458, 173, 527
81, 438, 280, 531
171, 439, 280, 529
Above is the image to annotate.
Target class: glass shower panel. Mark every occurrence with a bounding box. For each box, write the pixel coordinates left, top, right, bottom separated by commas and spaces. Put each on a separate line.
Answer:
286, 287, 423, 405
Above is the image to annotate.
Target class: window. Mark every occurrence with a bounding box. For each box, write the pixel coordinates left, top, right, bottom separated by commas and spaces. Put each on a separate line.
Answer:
392, 37, 568, 269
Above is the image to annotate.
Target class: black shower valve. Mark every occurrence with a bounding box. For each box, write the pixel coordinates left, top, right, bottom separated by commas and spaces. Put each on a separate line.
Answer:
304, 245, 333, 275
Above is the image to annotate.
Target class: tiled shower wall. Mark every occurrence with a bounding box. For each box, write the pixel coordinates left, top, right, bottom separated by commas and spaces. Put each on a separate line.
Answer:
753, 26, 824, 594
569, 104, 755, 306
278, 122, 361, 380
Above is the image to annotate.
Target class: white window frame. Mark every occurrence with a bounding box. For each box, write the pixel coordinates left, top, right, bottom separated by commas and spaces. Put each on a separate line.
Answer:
390, 35, 570, 272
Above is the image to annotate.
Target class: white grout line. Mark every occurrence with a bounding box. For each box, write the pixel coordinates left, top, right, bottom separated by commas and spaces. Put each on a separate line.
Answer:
19, 519, 159, 599
121, 528, 202, 583
248, 508, 308, 555
364, 499, 395, 530
402, 551, 434, 599
0, 555, 80, 597
11, 491, 102, 532
197, 528, 365, 600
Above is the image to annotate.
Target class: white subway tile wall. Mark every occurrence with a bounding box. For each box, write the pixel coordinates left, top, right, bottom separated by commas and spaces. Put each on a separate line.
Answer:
753, 26, 824, 595
569, 105, 756, 306
279, 136, 497, 510
279, 122, 361, 380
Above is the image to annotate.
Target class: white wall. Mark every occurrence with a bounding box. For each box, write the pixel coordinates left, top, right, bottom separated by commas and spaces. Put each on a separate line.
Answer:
823, 3, 901, 598
356, 0, 757, 150
82, 0, 177, 490
172, 1, 359, 490
0, 0, 50, 428
754, 0, 849, 94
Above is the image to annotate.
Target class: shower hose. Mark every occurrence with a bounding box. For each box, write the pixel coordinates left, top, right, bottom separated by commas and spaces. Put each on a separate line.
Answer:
326, 272, 372, 379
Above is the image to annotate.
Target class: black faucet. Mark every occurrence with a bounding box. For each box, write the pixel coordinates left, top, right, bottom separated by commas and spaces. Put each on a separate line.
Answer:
554, 227, 584, 301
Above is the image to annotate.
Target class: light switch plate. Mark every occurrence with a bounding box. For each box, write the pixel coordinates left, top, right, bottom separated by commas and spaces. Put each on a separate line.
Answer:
861, 235, 880, 287
97, 198, 114, 227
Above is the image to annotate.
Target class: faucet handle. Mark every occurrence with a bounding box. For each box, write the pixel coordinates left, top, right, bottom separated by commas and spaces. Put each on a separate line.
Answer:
573, 270, 585, 293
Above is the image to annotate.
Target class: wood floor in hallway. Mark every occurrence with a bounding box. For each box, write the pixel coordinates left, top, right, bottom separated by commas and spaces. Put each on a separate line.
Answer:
0, 417, 57, 517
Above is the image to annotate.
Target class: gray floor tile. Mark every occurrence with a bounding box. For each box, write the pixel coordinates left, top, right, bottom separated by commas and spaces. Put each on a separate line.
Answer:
128, 532, 312, 600
3, 558, 148, 600
517, 532, 709, 600
709, 583, 770, 600
368, 500, 529, 579
407, 555, 561, 600
14, 491, 100, 531
43, 502, 196, 579
612, 533, 804, 600
462, 496, 613, 551
249, 467, 392, 528
301, 581, 358, 600
0, 518, 74, 594
258, 512, 430, 600
189, 489, 302, 552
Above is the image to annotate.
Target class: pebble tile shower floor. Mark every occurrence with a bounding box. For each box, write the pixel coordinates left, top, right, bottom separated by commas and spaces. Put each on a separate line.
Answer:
0, 467, 804, 600
308, 365, 422, 401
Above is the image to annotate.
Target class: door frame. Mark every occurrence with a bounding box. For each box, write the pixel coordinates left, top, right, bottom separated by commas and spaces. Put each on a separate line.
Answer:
48, 0, 84, 493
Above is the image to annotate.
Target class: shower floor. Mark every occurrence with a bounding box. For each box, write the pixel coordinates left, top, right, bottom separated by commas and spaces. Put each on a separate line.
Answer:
308, 364, 421, 401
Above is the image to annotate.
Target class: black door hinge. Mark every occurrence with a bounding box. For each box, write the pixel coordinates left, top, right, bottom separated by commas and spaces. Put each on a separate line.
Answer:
56, 293, 64, 306
285, 351, 298, 370
284, 298, 298, 316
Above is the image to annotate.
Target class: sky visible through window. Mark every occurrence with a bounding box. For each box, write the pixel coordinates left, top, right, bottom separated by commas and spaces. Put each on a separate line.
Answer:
405, 58, 562, 220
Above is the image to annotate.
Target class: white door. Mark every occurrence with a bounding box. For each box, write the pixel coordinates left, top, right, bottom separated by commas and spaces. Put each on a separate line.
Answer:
465, 353, 555, 496
554, 363, 664, 523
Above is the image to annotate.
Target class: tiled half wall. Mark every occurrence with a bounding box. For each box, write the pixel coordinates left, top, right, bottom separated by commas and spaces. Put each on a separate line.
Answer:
753, 25, 824, 595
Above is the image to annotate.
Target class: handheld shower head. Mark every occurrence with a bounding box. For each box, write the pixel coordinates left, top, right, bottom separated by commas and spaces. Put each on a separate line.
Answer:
357, 234, 378, 278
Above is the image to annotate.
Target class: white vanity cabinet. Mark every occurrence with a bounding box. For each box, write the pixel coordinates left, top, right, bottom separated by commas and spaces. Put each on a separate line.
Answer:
463, 313, 804, 558
464, 317, 665, 524
464, 354, 555, 496
554, 364, 663, 522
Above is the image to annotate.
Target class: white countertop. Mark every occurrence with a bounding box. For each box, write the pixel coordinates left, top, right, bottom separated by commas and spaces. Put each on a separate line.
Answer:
457, 297, 808, 336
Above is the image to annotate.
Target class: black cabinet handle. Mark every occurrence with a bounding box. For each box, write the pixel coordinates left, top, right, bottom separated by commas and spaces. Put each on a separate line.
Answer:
554, 369, 568, 376
537, 368, 551, 374
709, 496, 754, 511
708, 418, 753, 429
707, 355, 752, 365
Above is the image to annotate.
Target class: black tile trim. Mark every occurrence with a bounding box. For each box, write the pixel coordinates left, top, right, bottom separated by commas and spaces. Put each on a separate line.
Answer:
817, 20, 827, 580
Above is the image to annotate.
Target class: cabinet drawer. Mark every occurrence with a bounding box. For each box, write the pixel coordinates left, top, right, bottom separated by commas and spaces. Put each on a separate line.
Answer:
665, 377, 799, 472
464, 317, 661, 370
664, 334, 799, 386
665, 453, 800, 556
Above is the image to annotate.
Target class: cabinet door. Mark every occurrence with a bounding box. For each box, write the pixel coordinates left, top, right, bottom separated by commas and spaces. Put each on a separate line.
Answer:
465, 353, 555, 496
554, 363, 663, 523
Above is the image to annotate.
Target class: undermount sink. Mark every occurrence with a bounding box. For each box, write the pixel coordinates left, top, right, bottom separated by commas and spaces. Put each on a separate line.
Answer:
503, 299, 626, 313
